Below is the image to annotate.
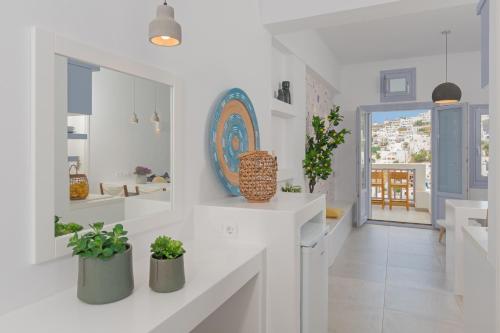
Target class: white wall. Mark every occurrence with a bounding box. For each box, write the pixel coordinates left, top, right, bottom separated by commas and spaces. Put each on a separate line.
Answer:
275, 30, 341, 91
0, 0, 273, 315
335, 51, 488, 203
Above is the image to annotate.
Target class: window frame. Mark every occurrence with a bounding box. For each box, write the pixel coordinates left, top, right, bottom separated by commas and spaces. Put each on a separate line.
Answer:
379, 68, 416, 103
469, 104, 489, 188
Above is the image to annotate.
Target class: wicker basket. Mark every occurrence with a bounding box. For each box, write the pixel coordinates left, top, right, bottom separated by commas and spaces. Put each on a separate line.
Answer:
239, 150, 277, 203
69, 165, 89, 200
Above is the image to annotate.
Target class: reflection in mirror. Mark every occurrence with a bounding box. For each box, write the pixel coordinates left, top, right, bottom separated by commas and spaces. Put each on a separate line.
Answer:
54, 55, 172, 236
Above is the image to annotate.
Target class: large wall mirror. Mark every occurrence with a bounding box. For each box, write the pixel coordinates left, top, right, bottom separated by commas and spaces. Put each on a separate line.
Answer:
31, 28, 184, 263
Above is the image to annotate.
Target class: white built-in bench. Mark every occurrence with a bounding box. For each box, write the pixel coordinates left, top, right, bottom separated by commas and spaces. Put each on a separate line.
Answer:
324, 201, 354, 267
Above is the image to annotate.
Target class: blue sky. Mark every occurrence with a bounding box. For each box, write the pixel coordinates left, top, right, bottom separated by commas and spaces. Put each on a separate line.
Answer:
372, 110, 429, 123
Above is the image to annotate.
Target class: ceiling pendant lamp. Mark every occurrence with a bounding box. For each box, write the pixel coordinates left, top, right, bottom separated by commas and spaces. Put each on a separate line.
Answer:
432, 30, 462, 104
149, 1, 182, 47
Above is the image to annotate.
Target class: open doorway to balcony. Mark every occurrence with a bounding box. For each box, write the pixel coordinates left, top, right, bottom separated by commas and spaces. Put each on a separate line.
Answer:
369, 108, 432, 225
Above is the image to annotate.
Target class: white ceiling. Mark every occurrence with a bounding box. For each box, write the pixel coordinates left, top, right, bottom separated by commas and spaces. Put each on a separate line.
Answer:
317, 4, 480, 65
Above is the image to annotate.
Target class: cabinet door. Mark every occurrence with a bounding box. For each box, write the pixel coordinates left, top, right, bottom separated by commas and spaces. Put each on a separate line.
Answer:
68, 59, 99, 115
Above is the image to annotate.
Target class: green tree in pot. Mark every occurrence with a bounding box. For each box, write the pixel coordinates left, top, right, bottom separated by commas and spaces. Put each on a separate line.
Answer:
68, 223, 134, 304
149, 236, 186, 293
304, 105, 350, 193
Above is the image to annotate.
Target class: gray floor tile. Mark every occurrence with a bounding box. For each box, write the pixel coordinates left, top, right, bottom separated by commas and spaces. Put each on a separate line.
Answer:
385, 285, 463, 323
382, 309, 464, 333
388, 252, 443, 272
330, 258, 387, 283
329, 301, 383, 333
386, 266, 452, 293
328, 276, 385, 307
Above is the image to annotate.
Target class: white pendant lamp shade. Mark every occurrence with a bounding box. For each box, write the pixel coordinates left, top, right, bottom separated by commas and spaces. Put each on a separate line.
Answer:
149, 2, 182, 47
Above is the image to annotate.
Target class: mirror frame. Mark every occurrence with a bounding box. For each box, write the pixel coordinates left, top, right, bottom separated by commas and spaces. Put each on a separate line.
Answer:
30, 27, 185, 263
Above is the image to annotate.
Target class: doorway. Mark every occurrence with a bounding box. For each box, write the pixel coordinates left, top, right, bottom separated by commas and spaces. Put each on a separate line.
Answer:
367, 108, 432, 225
356, 102, 469, 228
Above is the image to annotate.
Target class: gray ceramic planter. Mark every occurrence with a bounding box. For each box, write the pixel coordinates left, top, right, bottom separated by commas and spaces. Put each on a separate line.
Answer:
77, 245, 134, 304
149, 255, 185, 293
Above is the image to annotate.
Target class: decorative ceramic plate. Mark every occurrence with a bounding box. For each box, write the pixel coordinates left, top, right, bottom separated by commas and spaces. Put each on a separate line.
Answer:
209, 88, 260, 195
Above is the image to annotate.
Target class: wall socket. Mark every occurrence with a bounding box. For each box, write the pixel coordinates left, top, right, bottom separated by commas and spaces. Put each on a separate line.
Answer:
220, 222, 238, 238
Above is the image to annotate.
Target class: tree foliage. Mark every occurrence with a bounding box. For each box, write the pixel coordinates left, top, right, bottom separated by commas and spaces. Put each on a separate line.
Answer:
303, 106, 350, 193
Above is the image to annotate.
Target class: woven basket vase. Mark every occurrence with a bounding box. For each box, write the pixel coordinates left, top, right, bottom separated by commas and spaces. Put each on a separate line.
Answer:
239, 151, 277, 203
69, 165, 89, 200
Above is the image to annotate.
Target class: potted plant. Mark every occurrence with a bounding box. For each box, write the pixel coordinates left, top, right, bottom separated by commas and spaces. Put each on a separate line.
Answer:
149, 235, 186, 293
134, 166, 152, 184
303, 105, 350, 193
281, 183, 302, 193
68, 222, 134, 304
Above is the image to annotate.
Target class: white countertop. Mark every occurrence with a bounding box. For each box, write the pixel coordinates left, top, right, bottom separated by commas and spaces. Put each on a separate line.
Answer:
0, 240, 266, 333
446, 199, 488, 210
200, 192, 324, 212
463, 226, 488, 255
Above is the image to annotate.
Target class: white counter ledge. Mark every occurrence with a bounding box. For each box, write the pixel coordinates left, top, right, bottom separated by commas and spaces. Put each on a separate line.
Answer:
463, 225, 488, 255
0, 240, 266, 333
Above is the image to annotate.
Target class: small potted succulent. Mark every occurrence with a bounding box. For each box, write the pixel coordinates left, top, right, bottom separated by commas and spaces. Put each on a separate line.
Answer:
149, 236, 186, 293
134, 166, 152, 184
68, 222, 134, 304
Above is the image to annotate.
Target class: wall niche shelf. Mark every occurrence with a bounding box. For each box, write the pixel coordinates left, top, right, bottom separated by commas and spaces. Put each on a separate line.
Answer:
271, 98, 295, 119
67, 133, 88, 140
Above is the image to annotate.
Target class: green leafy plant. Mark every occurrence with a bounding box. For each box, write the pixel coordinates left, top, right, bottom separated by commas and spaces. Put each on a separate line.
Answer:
281, 183, 302, 193
303, 105, 350, 193
55, 215, 83, 237
150, 236, 186, 260
68, 222, 129, 259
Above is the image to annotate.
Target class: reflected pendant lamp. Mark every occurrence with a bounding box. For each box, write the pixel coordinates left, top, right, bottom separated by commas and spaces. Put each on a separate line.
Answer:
149, 1, 182, 47
432, 30, 462, 104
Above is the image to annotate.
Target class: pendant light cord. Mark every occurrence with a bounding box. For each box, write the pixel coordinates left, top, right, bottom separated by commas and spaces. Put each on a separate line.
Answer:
442, 30, 451, 82
445, 31, 448, 82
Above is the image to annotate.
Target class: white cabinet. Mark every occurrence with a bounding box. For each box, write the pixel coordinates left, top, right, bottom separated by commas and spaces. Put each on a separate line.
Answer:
194, 192, 326, 333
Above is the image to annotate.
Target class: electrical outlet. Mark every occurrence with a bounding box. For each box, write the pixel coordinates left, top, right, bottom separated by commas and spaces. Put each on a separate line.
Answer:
220, 222, 238, 238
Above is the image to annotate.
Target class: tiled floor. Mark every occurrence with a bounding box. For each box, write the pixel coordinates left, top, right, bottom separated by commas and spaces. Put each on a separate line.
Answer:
371, 205, 431, 225
328, 224, 463, 333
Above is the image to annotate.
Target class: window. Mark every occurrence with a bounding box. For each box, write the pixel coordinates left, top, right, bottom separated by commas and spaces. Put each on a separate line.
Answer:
469, 105, 489, 188
380, 68, 416, 103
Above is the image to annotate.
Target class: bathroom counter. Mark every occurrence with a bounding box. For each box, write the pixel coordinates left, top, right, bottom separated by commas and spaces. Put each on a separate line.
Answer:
0, 240, 266, 333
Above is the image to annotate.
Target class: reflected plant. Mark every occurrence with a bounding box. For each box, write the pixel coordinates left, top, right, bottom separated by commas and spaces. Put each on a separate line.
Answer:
68, 222, 129, 259
134, 166, 152, 175
54, 215, 83, 237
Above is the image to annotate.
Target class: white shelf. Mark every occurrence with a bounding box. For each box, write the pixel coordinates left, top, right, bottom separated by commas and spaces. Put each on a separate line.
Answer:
277, 168, 294, 182
68, 133, 88, 140
0, 240, 265, 333
271, 99, 295, 119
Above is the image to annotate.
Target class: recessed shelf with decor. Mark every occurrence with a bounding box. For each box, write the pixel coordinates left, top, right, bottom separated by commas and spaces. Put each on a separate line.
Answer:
271, 98, 295, 119
67, 133, 88, 140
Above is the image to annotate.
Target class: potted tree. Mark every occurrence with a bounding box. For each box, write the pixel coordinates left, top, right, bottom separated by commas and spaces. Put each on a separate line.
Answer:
304, 105, 350, 193
149, 235, 186, 293
68, 222, 134, 304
